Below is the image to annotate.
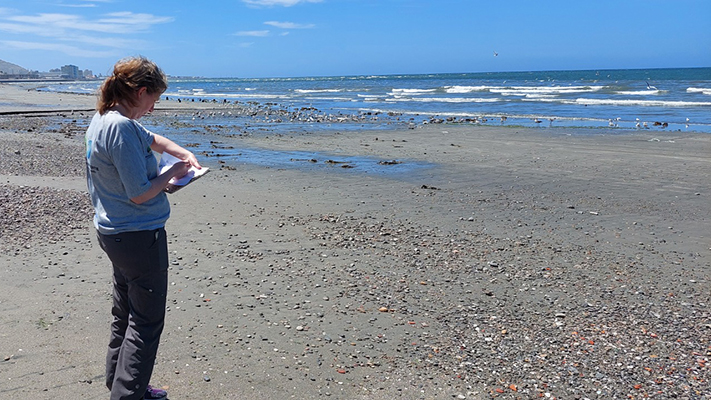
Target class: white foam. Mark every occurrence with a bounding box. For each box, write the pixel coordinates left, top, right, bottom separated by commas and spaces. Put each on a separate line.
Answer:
390, 88, 437, 95
444, 86, 490, 93
524, 94, 558, 99
295, 89, 343, 94
304, 96, 352, 102
616, 90, 662, 95
573, 98, 711, 107
386, 97, 499, 104
687, 87, 711, 95
165, 91, 289, 100
490, 86, 604, 95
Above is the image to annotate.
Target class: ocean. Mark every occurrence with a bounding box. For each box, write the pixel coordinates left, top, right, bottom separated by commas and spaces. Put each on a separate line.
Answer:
39, 67, 711, 133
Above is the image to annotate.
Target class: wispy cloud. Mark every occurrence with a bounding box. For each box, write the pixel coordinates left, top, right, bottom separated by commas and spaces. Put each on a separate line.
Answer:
0, 40, 116, 58
243, 0, 322, 7
59, 0, 114, 5
58, 3, 98, 8
98, 12, 173, 28
264, 21, 315, 29
235, 30, 270, 37
4, 12, 173, 35
0, 10, 173, 57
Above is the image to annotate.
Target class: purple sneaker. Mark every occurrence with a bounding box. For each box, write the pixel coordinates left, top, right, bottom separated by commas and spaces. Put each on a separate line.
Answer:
144, 384, 167, 399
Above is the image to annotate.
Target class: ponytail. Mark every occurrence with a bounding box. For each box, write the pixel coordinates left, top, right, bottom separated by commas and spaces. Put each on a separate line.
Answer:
97, 56, 167, 114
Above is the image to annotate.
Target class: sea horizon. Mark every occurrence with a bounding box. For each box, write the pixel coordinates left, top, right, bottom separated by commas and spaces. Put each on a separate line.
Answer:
214, 65, 711, 81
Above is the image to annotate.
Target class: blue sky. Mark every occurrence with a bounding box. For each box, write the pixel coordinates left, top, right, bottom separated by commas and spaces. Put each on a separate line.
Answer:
0, 0, 709, 78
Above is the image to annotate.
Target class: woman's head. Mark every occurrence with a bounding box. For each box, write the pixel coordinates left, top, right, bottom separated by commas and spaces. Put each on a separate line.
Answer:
97, 56, 167, 115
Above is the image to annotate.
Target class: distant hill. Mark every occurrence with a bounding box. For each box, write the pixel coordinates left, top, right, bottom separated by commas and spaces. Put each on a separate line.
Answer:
0, 59, 29, 75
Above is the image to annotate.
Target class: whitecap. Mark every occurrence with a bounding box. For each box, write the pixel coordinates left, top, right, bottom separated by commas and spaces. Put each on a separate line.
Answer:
574, 98, 711, 107
295, 89, 343, 94
443, 85, 490, 93
386, 97, 500, 104
390, 88, 437, 95
490, 85, 603, 95
616, 90, 663, 95
687, 87, 711, 95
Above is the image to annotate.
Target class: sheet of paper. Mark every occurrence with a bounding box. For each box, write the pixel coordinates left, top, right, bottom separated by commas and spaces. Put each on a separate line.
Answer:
159, 152, 209, 186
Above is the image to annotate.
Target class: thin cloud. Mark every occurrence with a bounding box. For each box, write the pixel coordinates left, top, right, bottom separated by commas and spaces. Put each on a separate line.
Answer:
235, 30, 270, 37
98, 12, 173, 27
4, 12, 173, 34
243, 0, 322, 7
58, 3, 98, 7
0, 10, 173, 58
264, 21, 315, 29
0, 40, 116, 58
60, 0, 114, 5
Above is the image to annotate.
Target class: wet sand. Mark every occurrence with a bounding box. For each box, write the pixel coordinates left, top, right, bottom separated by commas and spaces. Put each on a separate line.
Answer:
0, 83, 709, 399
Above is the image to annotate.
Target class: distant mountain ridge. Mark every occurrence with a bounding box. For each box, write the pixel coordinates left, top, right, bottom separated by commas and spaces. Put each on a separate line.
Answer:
0, 59, 29, 75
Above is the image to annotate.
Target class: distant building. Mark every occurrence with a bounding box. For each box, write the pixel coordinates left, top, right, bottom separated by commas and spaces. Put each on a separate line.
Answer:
61, 64, 81, 79
41, 70, 63, 79
83, 69, 94, 79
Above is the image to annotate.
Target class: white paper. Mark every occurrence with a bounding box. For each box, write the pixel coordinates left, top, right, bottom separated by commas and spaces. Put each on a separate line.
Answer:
159, 152, 209, 186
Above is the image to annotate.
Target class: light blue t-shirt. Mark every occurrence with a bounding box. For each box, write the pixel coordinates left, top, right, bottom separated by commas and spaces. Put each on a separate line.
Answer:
85, 111, 170, 235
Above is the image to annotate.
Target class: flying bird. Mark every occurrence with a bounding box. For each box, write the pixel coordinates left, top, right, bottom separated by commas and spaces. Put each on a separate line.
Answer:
646, 81, 657, 90
493, 51, 498, 57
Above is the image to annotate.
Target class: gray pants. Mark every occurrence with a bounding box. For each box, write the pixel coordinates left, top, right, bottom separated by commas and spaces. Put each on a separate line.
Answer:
97, 228, 168, 400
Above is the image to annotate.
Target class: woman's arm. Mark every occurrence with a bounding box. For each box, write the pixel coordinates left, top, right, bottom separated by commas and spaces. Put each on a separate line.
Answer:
130, 160, 191, 204
130, 133, 201, 204
151, 134, 202, 169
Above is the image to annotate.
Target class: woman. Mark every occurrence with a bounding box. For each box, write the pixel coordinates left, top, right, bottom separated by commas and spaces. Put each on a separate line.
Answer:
85, 56, 201, 400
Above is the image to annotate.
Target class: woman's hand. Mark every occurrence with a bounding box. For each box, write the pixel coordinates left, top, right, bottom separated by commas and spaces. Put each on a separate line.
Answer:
131, 160, 192, 204
183, 152, 202, 170
150, 134, 202, 170
169, 160, 192, 179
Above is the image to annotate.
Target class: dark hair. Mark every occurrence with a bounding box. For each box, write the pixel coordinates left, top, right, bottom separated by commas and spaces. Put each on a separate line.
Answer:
97, 56, 167, 114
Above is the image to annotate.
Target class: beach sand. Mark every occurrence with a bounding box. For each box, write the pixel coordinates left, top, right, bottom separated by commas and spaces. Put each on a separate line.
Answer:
0, 83, 709, 399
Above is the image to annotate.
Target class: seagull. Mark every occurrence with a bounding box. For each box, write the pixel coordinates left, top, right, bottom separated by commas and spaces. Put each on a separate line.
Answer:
646, 81, 657, 90
493, 51, 498, 57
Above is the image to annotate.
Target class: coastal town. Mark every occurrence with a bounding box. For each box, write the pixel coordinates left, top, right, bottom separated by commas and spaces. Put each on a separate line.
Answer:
0, 58, 97, 81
